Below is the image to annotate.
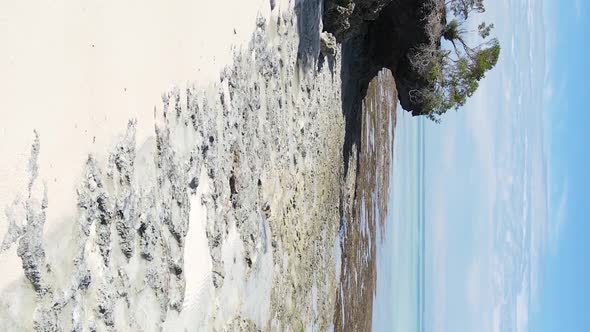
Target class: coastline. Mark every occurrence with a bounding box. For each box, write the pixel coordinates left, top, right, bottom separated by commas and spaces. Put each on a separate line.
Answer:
0, 1, 401, 330
334, 69, 397, 331
0, 2, 346, 330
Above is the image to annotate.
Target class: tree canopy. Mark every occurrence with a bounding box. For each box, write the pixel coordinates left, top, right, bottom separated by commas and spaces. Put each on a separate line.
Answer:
412, 0, 500, 121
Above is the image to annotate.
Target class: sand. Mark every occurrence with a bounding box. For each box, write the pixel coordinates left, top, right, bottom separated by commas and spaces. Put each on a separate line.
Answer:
0, 1, 347, 330
0, 0, 281, 289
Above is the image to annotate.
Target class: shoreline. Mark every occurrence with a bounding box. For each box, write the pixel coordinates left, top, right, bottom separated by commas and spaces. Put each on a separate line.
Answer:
1, 3, 346, 330
0, 1, 398, 330
334, 69, 396, 332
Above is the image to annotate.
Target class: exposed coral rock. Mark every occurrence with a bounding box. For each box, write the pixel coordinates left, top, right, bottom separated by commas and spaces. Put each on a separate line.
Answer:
224, 317, 263, 332
16, 132, 50, 295
320, 31, 338, 57
96, 278, 116, 329
1, 7, 343, 332
108, 121, 138, 259
137, 190, 160, 261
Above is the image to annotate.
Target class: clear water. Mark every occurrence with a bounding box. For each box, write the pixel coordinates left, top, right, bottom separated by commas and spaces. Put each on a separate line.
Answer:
373, 108, 425, 332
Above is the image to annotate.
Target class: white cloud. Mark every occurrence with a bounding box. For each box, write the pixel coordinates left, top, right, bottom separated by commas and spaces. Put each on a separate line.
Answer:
425, 1, 551, 331
466, 82, 498, 227
549, 182, 568, 254
543, 80, 554, 100
575, 0, 582, 22
516, 280, 530, 332
466, 260, 482, 308
492, 305, 501, 332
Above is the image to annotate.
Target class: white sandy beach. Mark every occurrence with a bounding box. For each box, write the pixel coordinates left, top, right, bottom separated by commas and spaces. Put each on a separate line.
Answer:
0, 0, 344, 330
0, 0, 282, 288
0, 0, 291, 329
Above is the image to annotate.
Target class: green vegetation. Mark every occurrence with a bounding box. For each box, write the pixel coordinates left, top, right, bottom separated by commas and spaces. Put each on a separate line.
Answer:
411, 0, 501, 121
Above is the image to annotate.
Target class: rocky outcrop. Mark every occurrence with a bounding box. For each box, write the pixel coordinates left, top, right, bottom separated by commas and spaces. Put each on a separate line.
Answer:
365, 0, 442, 114
323, 0, 445, 115
323, 0, 393, 42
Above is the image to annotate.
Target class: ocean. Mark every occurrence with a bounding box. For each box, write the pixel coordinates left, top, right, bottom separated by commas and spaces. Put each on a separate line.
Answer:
373, 108, 425, 332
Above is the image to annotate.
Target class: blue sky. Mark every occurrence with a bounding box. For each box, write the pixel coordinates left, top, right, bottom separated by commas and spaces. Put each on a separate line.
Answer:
423, 0, 588, 331
535, 0, 590, 330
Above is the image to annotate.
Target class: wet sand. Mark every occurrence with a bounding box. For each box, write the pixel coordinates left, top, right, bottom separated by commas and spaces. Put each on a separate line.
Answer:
334, 69, 397, 331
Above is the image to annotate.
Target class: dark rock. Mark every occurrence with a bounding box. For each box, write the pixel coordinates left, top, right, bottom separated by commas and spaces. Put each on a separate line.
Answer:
16, 134, 51, 295
323, 0, 444, 115
96, 282, 115, 329
79, 271, 92, 290
323, 0, 393, 42
188, 177, 199, 190
366, 0, 442, 114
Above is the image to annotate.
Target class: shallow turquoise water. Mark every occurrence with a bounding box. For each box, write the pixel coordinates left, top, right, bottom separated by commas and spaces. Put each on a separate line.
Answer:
373, 108, 425, 332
